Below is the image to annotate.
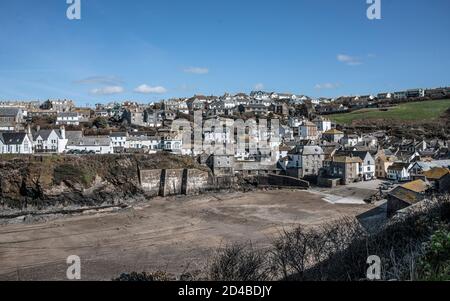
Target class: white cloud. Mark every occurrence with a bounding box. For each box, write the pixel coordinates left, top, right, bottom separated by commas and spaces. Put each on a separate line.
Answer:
337, 54, 362, 66
134, 84, 167, 94
184, 67, 209, 74
315, 83, 340, 90
254, 83, 264, 90
75, 76, 123, 85
90, 86, 124, 95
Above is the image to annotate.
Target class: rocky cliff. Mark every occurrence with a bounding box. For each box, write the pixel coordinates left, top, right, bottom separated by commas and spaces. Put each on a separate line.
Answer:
0, 153, 208, 210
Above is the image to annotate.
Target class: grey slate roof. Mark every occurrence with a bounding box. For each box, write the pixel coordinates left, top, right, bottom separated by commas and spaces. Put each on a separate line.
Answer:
110, 132, 128, 138
0, 107, 21, 117
351, 151, 374, 161
411, 160, 450, 171
65, 131, 83, 145
78, 136, 110, 146
32, 129, 63, 140
57, 112, 78, 118
0, 132, 27, 145
290, 145, 324, 155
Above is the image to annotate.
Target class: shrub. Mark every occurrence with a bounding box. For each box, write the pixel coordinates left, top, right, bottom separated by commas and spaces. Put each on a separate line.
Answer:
53, 164, 96, 187
114, 271, 174, 281
208, 243, 275, 281
418, 228, 450, 281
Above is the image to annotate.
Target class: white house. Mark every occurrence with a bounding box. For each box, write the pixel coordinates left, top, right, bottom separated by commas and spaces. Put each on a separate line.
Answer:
341, 135, 362, 147
110, 132, 129, 148
299, 121, 319, 140
32, 127, 68, 153
351, 151, 376, 181
178, 100, 189, 114
223, 98, 237, 109
409, 160, 450, 175
56, 112, 80, 126
313, 117, 332, 133
128, 136, 160, 152
0, 132, 33, 154
387, 162, 411, 182
310, 99, 321, 106
66, 135, 113, 154
280, 125, 294, 141
161, 137, 183, 153
361, 136, 378, 148
204, 130, 233, 145
288, 117, 304, 128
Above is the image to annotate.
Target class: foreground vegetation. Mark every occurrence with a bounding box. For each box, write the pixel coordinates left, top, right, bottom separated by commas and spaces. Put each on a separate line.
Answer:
116, 195, 450, 281
329, 99, 450, 125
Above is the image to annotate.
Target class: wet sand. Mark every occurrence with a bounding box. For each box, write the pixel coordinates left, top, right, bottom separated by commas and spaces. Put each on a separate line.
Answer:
0, 190, 373, 280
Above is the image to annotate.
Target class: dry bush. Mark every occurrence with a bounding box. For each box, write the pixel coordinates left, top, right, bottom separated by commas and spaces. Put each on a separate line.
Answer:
207, 243, 275, 281
291, 195, 450, 281
210, 195, 450, 281
271, 217, 366, 281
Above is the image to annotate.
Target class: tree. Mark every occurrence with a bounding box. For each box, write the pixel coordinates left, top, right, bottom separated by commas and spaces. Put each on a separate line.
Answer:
93, 117, 109, 129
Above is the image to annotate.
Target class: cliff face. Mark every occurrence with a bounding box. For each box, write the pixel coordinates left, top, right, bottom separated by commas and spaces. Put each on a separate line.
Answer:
0, 153, 208, 210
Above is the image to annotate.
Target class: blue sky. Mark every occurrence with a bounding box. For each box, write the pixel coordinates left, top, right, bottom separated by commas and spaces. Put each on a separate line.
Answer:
0, 0, 449, 105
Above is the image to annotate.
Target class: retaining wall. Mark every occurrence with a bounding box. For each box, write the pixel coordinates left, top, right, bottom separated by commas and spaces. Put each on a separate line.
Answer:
140, 168, 211, 197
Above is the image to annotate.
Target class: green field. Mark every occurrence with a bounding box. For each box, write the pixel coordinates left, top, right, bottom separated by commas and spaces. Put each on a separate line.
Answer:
329, 99, 450, 125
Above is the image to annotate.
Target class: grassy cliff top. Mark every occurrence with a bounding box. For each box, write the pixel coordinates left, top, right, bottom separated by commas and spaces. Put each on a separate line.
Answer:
329, 99, 450, 125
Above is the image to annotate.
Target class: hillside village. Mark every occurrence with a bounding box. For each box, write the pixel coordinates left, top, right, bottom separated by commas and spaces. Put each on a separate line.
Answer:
1, 86, 450, 217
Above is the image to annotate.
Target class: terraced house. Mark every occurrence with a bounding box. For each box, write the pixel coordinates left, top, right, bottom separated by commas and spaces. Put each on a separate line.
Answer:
387, 162, 411, 182
286, 145, 324, 179
65, 132, 113, 154
31, 126, 68, 154
56, 112, 80, 126
0, 107, 24, 131
0, 132, 33, 154
322, 156, 363, 185
351, 151, 376, 181
375, 151, 397, 179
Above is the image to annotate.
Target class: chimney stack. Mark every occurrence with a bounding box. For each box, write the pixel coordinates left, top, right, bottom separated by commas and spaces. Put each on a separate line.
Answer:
26, 124, 32, 141
60, 125, 66, 140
